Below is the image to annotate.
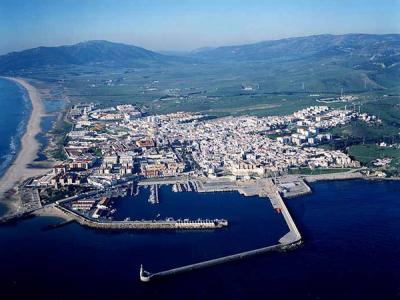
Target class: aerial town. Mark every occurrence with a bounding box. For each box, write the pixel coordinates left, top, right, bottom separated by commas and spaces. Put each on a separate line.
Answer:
33, 104, 375, 190
51, 104, 371, 183
15, 102, 378, 222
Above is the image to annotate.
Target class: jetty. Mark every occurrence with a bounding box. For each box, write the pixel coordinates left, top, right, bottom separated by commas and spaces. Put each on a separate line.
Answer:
139, 178, 301, 282
55, 204, 228, 230
148, 184, 159, 204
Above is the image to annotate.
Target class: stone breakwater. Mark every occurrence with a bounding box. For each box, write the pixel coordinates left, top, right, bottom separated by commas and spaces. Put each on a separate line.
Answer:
55, 204, 228, 230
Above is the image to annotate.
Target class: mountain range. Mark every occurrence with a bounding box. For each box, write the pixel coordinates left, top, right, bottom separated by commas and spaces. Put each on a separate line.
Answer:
1, 34, 399, 91
194, 34, 400, 63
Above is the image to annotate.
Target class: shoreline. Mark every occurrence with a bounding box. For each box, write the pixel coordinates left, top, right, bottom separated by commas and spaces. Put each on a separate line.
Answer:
0, 77, 49, 213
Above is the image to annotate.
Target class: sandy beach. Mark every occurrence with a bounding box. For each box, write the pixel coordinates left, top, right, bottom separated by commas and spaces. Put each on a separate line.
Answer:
0, 77, 48, 211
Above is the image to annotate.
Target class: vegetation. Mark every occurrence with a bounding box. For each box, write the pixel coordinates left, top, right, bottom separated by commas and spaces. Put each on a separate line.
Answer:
48, 120, 73, 160
40, 186, 90, 204
348, 144, 400, 165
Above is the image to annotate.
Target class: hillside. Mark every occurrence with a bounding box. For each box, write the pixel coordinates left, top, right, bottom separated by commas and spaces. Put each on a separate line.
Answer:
1, 34, 399, 110
192, 34, 400, 88
0, 40, 168, 72
193, 34, 400, 62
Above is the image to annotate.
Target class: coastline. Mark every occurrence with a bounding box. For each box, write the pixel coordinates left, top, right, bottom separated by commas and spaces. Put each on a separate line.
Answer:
0, 77, 48, 213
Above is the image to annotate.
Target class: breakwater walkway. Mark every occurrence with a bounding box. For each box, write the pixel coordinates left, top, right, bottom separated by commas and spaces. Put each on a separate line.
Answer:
139, 178, 301, 282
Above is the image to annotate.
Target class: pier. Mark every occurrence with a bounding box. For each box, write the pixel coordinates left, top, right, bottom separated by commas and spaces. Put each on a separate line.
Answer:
55, 204, 228, 230
77, 218, 227, 230
148, 184, 159, 204
139, 178, 302, 282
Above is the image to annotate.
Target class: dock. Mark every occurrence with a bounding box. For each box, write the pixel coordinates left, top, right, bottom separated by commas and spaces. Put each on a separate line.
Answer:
148, 184, 159, 204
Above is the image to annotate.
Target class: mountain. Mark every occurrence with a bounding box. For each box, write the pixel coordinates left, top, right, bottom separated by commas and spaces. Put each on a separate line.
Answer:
1, 34, 399, 92
192, 34, 400, 62
0, 40, 168, 72
190, 34, 400, 91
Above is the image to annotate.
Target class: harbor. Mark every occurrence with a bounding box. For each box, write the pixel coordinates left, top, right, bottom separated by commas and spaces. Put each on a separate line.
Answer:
0, 171, 371, 283
0, 148, 397, 300
139, 178, 302, 281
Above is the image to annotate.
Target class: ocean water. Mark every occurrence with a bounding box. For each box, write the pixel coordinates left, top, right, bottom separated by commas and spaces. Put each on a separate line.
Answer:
0, 180, 398, 300
0, 78, 31, 178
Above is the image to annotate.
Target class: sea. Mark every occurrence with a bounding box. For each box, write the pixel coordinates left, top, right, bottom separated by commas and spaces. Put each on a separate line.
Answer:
0, 78, 31, 215
0, 78, 399, 299
0, 180, 399, 300
0, 78, 60, 214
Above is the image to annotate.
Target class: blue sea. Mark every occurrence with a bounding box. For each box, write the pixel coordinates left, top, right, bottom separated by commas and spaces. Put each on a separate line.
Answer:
0, 78, 31, 214
0, 78, 31, 177
0, 180, 399, 300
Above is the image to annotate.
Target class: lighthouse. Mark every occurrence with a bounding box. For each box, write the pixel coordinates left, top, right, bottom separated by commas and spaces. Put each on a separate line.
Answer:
140, 264, 151, 282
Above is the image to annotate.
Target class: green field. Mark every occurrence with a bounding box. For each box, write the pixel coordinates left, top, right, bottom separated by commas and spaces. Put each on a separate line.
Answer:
348, 144, 400, 176
18, 51, 399, 118
348, 144, 400, 165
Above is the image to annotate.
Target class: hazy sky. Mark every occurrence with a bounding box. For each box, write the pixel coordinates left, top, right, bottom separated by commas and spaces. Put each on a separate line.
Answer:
1, 0, 399, 54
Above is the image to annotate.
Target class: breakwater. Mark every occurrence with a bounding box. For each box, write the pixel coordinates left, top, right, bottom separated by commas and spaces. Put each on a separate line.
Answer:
140, 243, 283, 282
139, 178, 302, 282
55, 204, 228, 230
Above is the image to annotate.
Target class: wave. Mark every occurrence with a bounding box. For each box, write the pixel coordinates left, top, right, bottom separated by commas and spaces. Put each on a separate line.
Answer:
0, 137, 17, 176
0, 92, 30, 178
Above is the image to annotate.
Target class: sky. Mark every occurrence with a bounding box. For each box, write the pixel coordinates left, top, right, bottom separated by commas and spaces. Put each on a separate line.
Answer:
0, 0, 399, 54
